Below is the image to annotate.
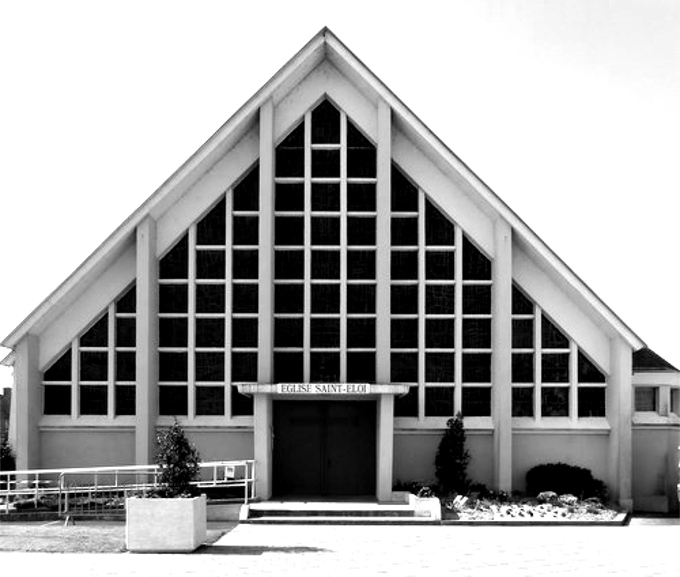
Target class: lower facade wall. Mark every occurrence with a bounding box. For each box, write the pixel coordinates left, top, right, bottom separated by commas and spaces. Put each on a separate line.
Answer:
393, 430, 493, 488
40, 429, 135, 470
632, 426, 680, 513
185, 429, 254, 462
512, 432, 609, 494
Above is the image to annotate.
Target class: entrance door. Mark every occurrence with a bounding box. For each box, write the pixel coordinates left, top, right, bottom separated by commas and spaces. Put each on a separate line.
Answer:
273, 401, 376, 497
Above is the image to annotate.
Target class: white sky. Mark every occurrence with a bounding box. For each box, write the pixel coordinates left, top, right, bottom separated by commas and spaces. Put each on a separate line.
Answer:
1, 0, 679, 391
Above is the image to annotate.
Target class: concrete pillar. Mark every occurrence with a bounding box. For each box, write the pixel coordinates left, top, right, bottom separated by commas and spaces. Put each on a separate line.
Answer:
255, 98, 274, 499
376, 395, 394, 501
14, 334, 41, 470
492, 218, 512, 492
607, 336, 633, 509
135, 216, 159, 466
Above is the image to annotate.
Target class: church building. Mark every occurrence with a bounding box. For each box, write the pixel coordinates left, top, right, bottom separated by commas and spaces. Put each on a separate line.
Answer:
2, 29, 678, 511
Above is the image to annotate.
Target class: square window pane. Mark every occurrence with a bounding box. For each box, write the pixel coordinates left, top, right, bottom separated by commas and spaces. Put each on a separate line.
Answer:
462, 237, 491, 280
80, 315, 108, 348
391, 217, 418, 246
159, 385, 188, 416
347, 284, 375, 313
197, 199, 226, 246
274, 352, 303, 383
195, 352, 225, 382
512, 319, 534, 349
426, 353, 454, 382
115, 351, 136, 382
347, 183, 376, 212
159, 284, 188, 313
347, 147, 376, 178
347, 318, 376, 348
159, 317, 188, 348
347, 352, 376, 383
275, 182, 304, 212
462, 387, 491, 417
512, 286, 533, 315
542, 316, 569, 349
542, 353, 569, 383
425, 387, 454, 417
80, 385, 107, 415
159, 352, 187, 382
275, 216, 304, 246
391, 285, 418, 315
80, 351, 108, 382
426, 319, 455, 349
394, 386, 418, 417
115, 385, 136, 416
312, 217, 340, 245
232, 352, 257, 382
232, 249, 258, 280
310, 352, 340, 382
463, 318, 491, 349
196, 284, 225, 314
232, 318, 258, 348
232, 216, 259, 246
274, 284, 304, 314
635, 387, 657, 412
275, 318, 304, 348
196, 317, 225, 348
115, 317, 136, 348
512, 353, 534, 383
231, 385, 254, 416
391, 353, 418, 382
276, 147, 304, 178
312, 250, 340, 279
425, 285, 455, 315
233, 284, 258, 313
311, 318, 340, 348
196, 386, 224, 416
425, 201, 455, 246
463, 285, 491, 314
462, 353, 491, 383
44, 385, 71, 415
311, 284, 340, 313
541, 387, 569, 417
426, 251, 455, 280
347, 250, 375, 280
275, 250, 304, 279
391, 251, 418, 280
578, 387, 606, 417
391, 318, 418, 349
196, 250, 226, 279
512, 387, 534, 417
347, 217, 376, 246
312, 149, 340, 178
312, 182, 340, 211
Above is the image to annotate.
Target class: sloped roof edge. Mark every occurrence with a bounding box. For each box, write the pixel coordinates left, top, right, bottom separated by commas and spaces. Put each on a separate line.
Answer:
2, 28, 645, 351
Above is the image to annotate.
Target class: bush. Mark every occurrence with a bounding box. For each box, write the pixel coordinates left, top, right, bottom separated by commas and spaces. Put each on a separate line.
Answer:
435, 413, 470, 494
525, 462, 608, 501
0, 440, 15, 471
154, 420, 201, 497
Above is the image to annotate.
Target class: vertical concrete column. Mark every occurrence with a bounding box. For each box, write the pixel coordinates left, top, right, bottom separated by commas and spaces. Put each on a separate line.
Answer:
492, 218, 512, 492
375, 98, 393, 500
136, 216, 159, 466
607, 336, 633, 509
255, 98, 274, 500
14, 334, 41, 470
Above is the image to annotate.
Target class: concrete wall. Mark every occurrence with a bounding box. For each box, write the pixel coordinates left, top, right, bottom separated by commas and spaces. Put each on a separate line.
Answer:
632, 426, 680, 513
512, 431, 609, 493
40, 429, 135, 470
393, 430, 493, 488
186, 429, 254, 462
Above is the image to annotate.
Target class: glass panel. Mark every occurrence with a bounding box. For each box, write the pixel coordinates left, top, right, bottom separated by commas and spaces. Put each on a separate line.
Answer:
347, 216, 376, 246
542, 316, 569, 349
116, 317, 136, 347
80, 385, 107, 415
160, 235, 188, 279
347, 318, 376, 348
426, 319, 455, 349
512, 387, 534, 417
462, 236, 491, 280
462, 387, 491, 416
312, 182, 340, 211
578, 352, 606, 383
80, 315, 108, 348
196, 386, 224, 416
311, 284, 340, 313
275, 182, 304, 212
44, 349, 72, 382
462, 353, 491, 383
275, 318, 304, 348
273, 352, 303, 383
512, 286, 533, 315
115, 385, 136, 416
80, 351, 108, 381
425, 200, 455, 246
391, 251, 418, 280
463, 318, 491, 348
391, 319, 418, 348
159, 284, 188, 313
311, 250, 340, 279
197, 198, 226, 245
347, 121, 376, 178
347, 250, 375, 280
426, 251, 455, 280
542, 353, 569, 383
391, 165, 418, 212
512, 353, 534, 383
394, 386, 418, 417
195, 318, 225, 348
311, 318, 340, 348
159, 317, 188, 347
231, 318, 258, 348
634, 387, 657, 412
233, 216, 259, 246
347, 352, 376, 383
276, 130, 305, 178
391, 285, 418, 315
512, 319, 534, 349
310, 352, 340, 382
159, 352, 188, 382
233, 165, 259, 211
426, 353, 454, 382
196, 250, 226, 279
578, 387, 606, 417
115, 351, 136, 382
159, 386, 188, 416
275, 216, 304, 246
233, 284, 258, 314
391, 353, 418, 382
116, 285, 136, 313
312, 149, 340, 178
347, 183, 376, 212
463, 285, 491, 314
195, 352, 225, 382
425, 285, 455, 315
391, 217, 418, 246
232, 249, 259, 279
44, 385, 71, 415
274, 284, 304, 314
275, 250, 304, 279
196, 284, 225, 314
231, 386, 254, 416
311, 217, 340, 245
231, 352, 257, 382
541, 387, 569, 417
425, 387, 454, 417
347, 284, 375, 313
311, 100, 340, 144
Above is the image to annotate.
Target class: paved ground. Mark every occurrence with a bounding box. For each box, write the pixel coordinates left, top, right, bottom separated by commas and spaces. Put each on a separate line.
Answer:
0, 520, 677, 576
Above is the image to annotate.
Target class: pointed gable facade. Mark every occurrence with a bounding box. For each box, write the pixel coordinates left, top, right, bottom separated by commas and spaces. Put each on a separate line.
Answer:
3, 29, 678, 511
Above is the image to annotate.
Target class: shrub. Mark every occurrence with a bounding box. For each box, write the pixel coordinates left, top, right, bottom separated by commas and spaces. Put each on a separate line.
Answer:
1, 440, 15, 471
525, 462, 608, 501
154, 420, 201, 497
435, 413, 470, 494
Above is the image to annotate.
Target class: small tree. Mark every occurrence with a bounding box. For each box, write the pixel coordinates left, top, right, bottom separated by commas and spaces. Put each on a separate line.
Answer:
435, 412, 470, 494
155, 420, 201, 497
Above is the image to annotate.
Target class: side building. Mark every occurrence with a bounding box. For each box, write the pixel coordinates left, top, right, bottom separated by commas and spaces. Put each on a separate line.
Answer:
2, 29, 678, 511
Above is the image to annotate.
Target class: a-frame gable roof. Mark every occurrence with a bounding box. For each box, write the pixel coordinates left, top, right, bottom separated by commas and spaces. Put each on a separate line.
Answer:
1, 27, 645, 352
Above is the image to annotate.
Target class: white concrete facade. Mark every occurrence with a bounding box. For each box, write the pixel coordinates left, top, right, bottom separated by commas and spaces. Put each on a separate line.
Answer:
2, 29, 677, 511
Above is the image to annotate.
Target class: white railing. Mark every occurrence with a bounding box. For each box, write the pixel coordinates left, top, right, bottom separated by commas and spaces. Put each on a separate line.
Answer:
0, 460, 255, 517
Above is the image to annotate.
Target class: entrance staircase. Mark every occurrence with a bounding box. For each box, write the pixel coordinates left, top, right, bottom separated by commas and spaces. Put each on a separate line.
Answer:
240, 493, 441, 525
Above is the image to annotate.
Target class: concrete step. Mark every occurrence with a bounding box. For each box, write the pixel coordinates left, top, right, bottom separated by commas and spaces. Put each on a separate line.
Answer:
244, 515, 439, 525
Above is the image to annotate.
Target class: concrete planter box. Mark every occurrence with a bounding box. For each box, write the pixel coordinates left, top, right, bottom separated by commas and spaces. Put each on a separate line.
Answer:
126, 494, 207, 553
409, 494, 442, 521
